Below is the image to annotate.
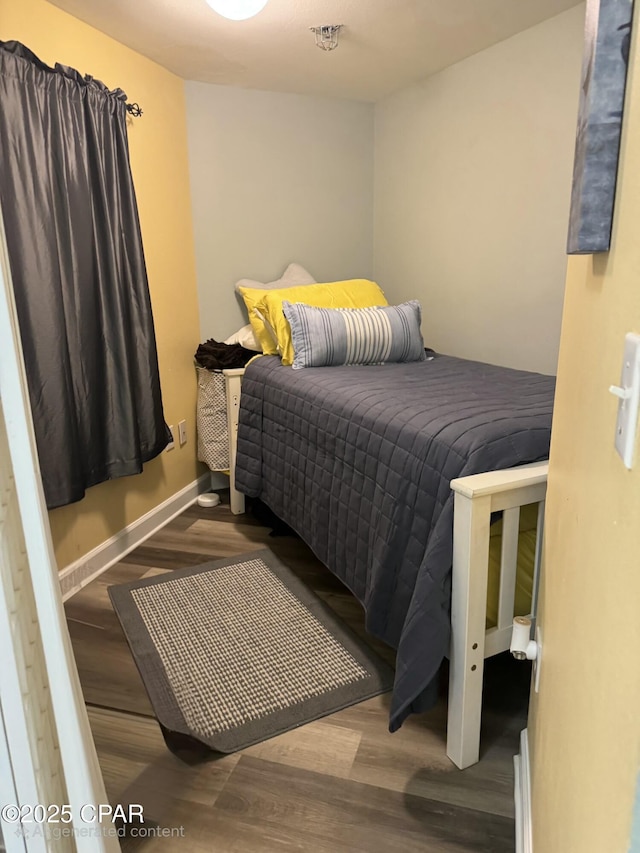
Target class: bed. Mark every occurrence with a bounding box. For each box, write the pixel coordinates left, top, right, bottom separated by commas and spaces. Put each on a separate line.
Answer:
226, 352, 553, 768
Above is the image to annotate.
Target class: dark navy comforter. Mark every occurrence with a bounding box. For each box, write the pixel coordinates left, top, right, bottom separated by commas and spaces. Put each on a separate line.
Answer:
234, 354, 555, 729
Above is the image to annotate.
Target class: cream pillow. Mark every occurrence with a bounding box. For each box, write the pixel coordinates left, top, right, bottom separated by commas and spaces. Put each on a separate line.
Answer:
223, 324, 261, 352
234, 262, 316, 293
256, 279, 389, 365
236, 263, 316, 352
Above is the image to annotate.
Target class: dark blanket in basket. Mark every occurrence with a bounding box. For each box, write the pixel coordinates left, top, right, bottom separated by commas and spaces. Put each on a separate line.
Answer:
235, 354, 555, 729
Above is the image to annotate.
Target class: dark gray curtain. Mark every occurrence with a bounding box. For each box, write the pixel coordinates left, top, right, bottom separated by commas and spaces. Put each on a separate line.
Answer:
0, 41, 169, 509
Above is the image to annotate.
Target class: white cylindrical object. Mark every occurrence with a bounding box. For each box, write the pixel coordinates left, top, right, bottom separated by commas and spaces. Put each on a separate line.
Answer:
510, 616, 532, 656
197, 492, 221, 508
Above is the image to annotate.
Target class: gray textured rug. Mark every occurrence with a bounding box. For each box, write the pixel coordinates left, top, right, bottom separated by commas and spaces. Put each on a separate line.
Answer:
108, 549, 394, 753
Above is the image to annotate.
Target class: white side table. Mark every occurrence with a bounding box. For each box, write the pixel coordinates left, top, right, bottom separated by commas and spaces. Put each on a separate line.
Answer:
222, 368, 245, 514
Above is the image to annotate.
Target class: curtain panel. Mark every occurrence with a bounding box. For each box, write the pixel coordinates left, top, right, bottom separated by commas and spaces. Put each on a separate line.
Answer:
0, 41, 169, 509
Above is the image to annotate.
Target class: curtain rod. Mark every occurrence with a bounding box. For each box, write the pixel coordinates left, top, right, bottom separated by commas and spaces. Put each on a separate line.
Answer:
1, 42, 144, 117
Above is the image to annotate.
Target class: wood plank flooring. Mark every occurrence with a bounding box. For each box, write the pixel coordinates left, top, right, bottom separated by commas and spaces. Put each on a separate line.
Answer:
64, 494, 530, 852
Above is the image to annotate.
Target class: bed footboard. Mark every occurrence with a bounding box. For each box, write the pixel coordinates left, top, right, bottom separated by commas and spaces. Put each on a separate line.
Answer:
447, 461, 548, 769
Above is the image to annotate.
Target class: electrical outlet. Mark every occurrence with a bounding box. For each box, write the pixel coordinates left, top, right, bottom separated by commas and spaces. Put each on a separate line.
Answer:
166, 425, 175, 452
178, 420, 187, 446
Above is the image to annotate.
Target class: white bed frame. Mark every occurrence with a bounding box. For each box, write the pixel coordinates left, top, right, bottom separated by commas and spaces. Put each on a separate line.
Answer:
448, 463, 546, 768
220, 368, 547, 770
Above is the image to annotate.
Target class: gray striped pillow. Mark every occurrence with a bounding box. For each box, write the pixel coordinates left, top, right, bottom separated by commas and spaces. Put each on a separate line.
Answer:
282, 300, 426, 369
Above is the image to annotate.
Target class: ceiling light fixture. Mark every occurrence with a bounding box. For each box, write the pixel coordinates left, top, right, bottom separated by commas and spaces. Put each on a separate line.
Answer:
310, 25, 343, 51
205, 0, 269, 21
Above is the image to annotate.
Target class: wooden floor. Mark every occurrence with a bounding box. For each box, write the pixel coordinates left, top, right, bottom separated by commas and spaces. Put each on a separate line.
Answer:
65, 495, 530, 852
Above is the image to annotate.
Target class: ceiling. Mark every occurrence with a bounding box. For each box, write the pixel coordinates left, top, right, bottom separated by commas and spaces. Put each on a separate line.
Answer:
48, 0, 582, 101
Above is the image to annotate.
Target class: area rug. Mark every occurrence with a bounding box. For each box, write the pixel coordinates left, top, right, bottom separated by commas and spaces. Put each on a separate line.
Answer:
108, 549, 394, 753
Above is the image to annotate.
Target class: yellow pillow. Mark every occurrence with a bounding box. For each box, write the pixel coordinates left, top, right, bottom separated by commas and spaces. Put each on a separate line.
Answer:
237, 285, 288, 353
255, 279, 388, 365
236, 267, 315, 352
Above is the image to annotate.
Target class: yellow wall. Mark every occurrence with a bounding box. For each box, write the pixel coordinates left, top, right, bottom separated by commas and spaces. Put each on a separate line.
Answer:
0, 0, 202, 570
529, 9, 640, 852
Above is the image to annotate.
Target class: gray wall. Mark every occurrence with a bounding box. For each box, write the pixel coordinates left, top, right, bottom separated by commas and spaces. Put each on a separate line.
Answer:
185, 82, 374, 341
373, 5, 585, 374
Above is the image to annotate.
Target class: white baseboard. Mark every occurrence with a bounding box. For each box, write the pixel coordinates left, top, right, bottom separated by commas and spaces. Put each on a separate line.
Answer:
59, 474, 211, 600
514, 728, 533, 853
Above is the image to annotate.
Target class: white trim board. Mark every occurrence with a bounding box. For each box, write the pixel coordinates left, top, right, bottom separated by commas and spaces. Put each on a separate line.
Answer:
631, 770, 640, 853
0, 704, 24, 853
59, 474, 211, 600
514, 728, 533, 853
